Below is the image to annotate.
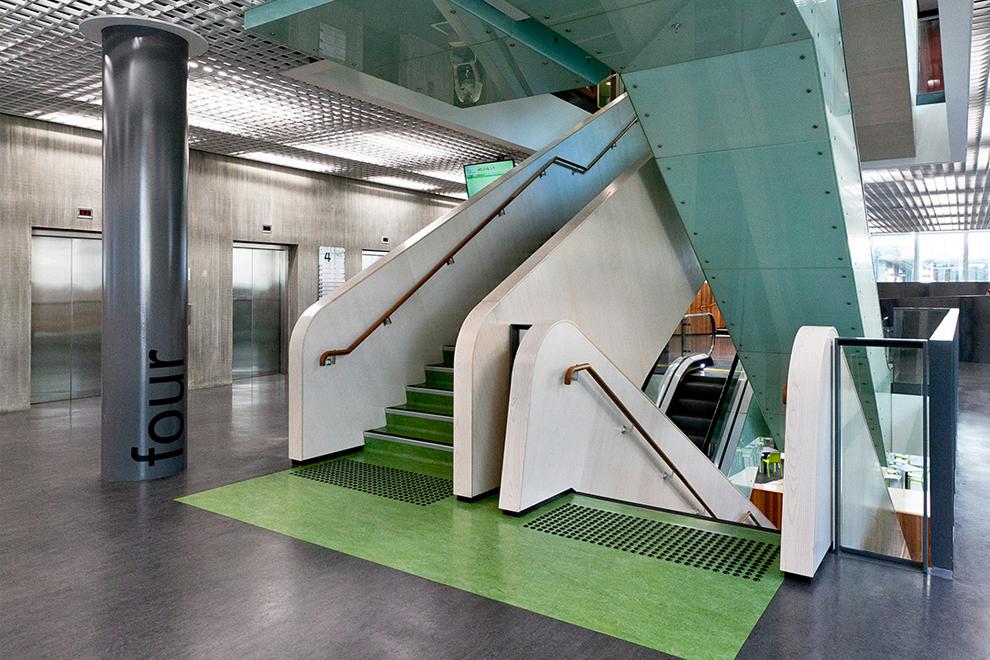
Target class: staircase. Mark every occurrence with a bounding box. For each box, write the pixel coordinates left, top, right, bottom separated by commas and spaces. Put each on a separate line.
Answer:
665, 367, 726, 455
363, 345, 455, 452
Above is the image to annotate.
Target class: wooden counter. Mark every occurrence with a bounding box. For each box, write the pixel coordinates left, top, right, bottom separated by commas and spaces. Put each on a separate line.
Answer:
750, 480, 783, 528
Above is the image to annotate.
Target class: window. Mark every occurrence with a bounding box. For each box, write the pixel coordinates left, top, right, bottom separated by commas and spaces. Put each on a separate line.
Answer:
917, 231, 964, 282
968, 233, 990, 281
871, 231, 990, 283
872, 234, 915, 282
917, 5, 944, 104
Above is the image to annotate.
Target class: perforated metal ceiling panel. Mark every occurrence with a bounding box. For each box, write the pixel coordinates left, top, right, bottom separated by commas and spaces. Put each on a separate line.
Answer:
0, 0, 527, 197
865, 0, 990, 233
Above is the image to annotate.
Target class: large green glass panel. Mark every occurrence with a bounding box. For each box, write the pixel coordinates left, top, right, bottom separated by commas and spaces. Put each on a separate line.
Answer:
511, 0, 809, 71
508, 0, 890, 446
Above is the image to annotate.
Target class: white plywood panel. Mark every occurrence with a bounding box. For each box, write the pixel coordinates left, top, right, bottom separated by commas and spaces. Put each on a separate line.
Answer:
780, 326, 836, 578
781, 325, 909, 578
500, 320, 771, 528
453, 158, 703, 496
289, 96, 647, 460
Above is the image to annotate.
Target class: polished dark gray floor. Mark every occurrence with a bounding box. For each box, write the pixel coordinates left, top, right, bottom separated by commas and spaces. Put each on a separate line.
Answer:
2, 368, 989, 659
740, 362, 990, 659
0, 376, 665, 659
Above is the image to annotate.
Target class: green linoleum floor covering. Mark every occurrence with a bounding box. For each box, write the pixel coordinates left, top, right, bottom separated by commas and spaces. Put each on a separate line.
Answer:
177, 445, 783, 659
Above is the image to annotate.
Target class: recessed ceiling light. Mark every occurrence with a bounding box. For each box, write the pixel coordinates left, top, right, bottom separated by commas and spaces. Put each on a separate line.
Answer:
366, 176, 439, 192
417, 169, 467, 184
240, 151, 337, 174
37, 111, 101, 131
295, 142, 388, 167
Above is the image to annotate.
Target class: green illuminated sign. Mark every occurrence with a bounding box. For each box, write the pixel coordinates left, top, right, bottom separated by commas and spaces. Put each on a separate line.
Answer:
464, 159, 515, 197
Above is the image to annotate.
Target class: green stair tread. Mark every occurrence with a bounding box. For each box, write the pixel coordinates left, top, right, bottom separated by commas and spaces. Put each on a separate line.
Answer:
401, 400, 454, 415
368, 426, 453, 446
362, 436, 453, 469
381, 423, 453, 444
404, 390, 454, 415
423, 369, 454, 389
410, 381, 453, 392
389, 403, 452, 418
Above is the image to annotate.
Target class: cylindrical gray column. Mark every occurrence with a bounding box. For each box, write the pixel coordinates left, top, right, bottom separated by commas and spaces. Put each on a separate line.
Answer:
81, 16, 207, 480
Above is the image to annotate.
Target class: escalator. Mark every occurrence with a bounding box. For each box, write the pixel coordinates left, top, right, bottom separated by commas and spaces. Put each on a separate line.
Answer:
646, 313, 762, 476
648, 312, 727, 455
663, 359, 726, 453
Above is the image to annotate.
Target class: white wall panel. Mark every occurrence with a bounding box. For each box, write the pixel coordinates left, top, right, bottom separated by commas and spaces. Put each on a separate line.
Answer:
499, 320, 770, 527
453, 158, 703, 497
288, 96, 646, 461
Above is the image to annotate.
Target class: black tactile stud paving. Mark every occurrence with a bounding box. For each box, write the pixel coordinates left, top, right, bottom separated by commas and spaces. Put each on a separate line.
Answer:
524, 503, 779, 582
292, 459, 452, 506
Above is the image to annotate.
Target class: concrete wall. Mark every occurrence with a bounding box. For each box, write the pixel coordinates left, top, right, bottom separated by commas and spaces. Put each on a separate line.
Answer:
0, 114, 456, 412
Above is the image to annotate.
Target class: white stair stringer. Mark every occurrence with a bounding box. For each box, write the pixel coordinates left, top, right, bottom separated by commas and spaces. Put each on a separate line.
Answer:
287, 95, 645, 461
500, 320, 773, 529
453, 157, 703, 498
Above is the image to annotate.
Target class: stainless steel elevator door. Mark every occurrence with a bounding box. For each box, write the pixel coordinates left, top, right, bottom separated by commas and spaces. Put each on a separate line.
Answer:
30, 233, 103, 403
232, 244, 286, 379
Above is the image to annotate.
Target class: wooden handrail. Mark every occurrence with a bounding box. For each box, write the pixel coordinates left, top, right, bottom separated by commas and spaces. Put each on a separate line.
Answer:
563, 362, 719, 519
319, 116, 640, 366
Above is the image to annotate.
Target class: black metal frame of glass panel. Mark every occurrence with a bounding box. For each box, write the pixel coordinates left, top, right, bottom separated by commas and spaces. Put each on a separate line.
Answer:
833, 336, 929, 574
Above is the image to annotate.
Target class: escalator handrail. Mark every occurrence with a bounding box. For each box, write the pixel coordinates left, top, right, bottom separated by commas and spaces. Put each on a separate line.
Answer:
318, 116, 641, 366
701, 353, 740, 459
640, 311, 717, 392
655, 353, 711, 412
564, 362, 721, 519
678, 312, 717, 358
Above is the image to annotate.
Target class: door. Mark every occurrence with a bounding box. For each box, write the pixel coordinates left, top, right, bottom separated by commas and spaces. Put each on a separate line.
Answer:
30, 232, 102, 403
232, 243, 286, 379
361, 249, 387, 270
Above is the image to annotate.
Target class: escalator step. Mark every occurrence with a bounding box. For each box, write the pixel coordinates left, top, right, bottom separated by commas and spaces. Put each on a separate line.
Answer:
668, 414, 711, 436
677, 381, 724, 400
684, 370, 725, 381
686, 433, 707, 450
683, 374, 726, 387
667, 396, 718, 417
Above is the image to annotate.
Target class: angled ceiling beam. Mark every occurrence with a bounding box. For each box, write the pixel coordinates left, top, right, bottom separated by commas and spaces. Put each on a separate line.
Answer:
446, 0, 611, 84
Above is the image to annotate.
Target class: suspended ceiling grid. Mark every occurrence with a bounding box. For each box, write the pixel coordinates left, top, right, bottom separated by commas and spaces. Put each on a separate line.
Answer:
3, 0, 987, 219
865, 0, 990, 233
0, 0, 529, 197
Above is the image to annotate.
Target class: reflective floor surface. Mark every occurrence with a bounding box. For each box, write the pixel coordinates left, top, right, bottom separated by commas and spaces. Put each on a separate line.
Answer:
3, 367, 990, 658
0, 377, 667, 658
178, 440, 782, 659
